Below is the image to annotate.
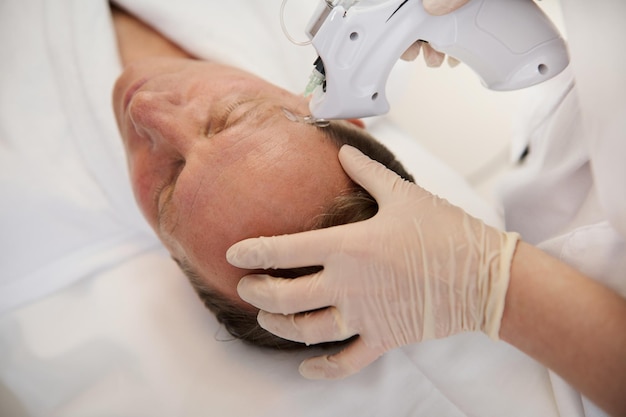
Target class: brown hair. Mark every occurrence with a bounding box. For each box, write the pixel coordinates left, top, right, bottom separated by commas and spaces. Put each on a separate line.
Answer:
183, 120, 414, 350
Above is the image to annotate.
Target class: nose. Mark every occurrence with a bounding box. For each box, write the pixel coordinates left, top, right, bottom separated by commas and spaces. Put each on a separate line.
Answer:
128, 90, 193, 153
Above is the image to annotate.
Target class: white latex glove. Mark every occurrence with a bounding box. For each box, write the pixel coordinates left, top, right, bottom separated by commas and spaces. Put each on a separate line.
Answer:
401, 0, 469, 66
423, 0, 470, 15
227, 145, 520, 380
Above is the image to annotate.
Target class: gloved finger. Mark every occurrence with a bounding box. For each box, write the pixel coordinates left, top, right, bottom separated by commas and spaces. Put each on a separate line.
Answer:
298, 338, 384, 380
226, 225, 346, 270
338, 145, 411, 206
237, 272, 332, 314
400, 40, 422, 61
256, 307, 354, 345
423, 0, 470, 16
422, 43, 445, 67
447, 55, 460, 67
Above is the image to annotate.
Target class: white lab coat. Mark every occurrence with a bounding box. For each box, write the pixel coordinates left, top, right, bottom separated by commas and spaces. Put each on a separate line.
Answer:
496, 1, 626, 415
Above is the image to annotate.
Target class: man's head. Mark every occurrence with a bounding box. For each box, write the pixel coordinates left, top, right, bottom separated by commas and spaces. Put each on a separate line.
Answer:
112, 57, 413, 348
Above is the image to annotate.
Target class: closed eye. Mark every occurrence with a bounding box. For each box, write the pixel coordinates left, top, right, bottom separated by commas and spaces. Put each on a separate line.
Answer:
207, 99, 248, 136
208, 97, 265, 135
219, 100, 247, 126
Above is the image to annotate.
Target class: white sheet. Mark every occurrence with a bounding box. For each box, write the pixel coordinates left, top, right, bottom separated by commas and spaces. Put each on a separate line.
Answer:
0, 0, 159, 314
1, 248, 560, 417
1, 0, 571, 415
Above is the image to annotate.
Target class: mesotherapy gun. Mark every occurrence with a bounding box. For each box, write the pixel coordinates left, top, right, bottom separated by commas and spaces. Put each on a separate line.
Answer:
303, 0, 569, 119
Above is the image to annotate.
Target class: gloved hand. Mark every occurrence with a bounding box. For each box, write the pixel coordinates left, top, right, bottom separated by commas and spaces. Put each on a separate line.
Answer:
227, 145, 520, 380
401, 0, 470, 66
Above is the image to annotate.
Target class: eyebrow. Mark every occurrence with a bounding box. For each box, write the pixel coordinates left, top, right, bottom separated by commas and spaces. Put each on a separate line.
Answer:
227, 99, 271, 130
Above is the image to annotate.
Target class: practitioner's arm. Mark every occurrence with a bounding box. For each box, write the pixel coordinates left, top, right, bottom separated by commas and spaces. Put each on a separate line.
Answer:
501, 241, 626, 417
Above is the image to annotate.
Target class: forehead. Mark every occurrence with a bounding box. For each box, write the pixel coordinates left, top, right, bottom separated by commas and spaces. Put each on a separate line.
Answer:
176, 118, 350, 303
188, 113, 346, 225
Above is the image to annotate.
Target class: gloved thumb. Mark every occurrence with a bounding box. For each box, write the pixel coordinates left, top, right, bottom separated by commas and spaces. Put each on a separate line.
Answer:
423, 0, 470, 15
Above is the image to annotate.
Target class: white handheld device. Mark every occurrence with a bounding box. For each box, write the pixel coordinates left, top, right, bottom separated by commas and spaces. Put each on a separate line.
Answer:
304, 0, 569, 119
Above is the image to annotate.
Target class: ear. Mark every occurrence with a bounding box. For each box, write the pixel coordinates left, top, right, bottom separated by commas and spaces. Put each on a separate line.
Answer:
345, 118, 365, 129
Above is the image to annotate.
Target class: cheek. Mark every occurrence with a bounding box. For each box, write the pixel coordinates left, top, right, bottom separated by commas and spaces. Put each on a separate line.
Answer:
126, 150, 164, 228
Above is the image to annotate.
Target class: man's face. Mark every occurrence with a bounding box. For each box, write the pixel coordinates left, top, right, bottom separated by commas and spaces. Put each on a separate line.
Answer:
113, 57, 350, 308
